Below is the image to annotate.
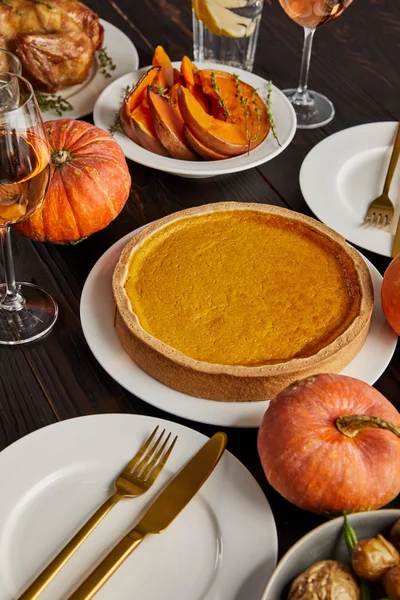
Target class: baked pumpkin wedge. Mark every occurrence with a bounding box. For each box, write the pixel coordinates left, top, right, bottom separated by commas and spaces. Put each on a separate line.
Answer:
178, 83, 269, 156
120, 67, 160, 143
148, 86, 197, 160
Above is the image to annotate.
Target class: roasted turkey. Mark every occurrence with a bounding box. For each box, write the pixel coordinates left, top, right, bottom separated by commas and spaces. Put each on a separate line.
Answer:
0, 0, 104, 92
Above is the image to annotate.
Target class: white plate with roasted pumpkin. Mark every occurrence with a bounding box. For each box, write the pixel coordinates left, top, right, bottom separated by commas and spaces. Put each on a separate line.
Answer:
93, 47, 296, 178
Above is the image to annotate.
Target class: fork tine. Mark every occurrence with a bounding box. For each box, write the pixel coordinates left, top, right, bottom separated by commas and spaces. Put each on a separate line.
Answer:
145, 435, 178, 485
140, 433, 172, 481
132, 428, 167, 476
123, 426, 159, 473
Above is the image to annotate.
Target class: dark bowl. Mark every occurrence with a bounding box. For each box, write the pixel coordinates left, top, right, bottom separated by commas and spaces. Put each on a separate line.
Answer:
261, 509, 400, 600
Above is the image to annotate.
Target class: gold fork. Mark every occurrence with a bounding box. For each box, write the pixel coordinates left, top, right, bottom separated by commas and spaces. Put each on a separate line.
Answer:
19, 426, 177, 600
365, 123, 400, 226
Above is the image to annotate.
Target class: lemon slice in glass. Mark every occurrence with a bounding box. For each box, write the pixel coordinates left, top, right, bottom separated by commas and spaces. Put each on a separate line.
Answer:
193, 0, 257, 38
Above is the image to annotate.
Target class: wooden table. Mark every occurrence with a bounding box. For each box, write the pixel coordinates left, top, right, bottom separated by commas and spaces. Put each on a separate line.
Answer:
0, 0, 399, 566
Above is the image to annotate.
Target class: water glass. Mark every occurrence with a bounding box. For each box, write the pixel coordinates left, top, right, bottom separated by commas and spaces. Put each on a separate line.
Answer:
192, 0, 264, 71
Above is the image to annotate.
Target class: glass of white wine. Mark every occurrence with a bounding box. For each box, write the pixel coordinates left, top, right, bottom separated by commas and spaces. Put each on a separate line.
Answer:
0, 73, 58, 344
279, 0, 355, 129
0, 48, 22, 75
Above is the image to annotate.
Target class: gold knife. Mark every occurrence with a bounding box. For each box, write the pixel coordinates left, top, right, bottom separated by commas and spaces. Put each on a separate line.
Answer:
68, 432, 227, 600
392, 213, 400, 257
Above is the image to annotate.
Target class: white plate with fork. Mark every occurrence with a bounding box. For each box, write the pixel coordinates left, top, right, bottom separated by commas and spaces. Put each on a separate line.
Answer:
300, 122, 400, 257
0, 414, 277, 600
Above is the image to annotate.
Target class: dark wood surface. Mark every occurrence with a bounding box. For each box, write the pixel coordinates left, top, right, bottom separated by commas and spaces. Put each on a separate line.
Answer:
1, 0, 399, 575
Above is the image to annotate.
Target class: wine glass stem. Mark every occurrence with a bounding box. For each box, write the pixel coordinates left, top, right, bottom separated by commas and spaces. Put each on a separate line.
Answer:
0, 226, 25, 311
294, 27, 316, 105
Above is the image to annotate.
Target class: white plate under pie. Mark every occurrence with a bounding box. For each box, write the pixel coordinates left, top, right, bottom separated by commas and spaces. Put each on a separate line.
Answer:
79, 228, 397, 428
300, 122, 400, 257
93, 63, 296, 178
39, 20, 139, 121
0, 414, 277, 600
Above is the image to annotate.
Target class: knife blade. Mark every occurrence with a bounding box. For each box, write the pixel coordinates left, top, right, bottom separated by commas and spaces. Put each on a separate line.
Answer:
68, 432, 227, 600
392, 213, 400, 258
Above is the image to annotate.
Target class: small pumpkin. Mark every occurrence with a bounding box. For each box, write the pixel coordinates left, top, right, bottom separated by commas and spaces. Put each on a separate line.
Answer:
257, 373, 400, 515
16, 119, 131, 243
382, 254, 400, 335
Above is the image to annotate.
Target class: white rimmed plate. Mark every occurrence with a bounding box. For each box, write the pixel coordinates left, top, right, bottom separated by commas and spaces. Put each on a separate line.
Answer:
79, 228, 397, 428
300, 122, 400, 257
0, 414, 277, 600
92, 62, 297, 178
39, 20, 139, 121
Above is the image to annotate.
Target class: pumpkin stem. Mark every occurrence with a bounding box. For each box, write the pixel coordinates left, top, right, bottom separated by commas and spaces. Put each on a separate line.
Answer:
336, 415, 400, 439
51, 149, 72, 167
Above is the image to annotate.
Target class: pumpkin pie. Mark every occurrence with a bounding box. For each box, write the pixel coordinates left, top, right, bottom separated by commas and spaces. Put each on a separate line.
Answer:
112, 203, 374, 401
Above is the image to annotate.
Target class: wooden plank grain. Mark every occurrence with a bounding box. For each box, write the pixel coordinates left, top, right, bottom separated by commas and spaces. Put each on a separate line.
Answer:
0, 346, 56, 451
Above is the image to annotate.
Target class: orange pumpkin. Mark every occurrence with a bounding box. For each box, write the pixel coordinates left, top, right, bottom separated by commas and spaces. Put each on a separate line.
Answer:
382, 254, 400, 335
16, 119, 131, 243
257, 373, 400, 515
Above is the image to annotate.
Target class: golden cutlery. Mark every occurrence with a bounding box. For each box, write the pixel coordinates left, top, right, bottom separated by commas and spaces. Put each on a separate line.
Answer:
19, 426, 177, 600
392, 214, 400, 258
365, 123, 400, 227
68, 432, 227, 600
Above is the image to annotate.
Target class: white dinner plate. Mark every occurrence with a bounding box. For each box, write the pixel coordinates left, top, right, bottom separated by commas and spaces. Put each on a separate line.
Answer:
93, 63, 296, 178
300, 122, 400, 257
39, 20, 139, 121
0, 414, 277, 600
80, 227, 397, 428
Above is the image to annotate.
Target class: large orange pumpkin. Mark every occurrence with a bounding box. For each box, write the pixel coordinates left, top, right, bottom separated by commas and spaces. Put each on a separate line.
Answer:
257, 373, 400, 515
16, 119, 131, 243
382, 254, 400, 335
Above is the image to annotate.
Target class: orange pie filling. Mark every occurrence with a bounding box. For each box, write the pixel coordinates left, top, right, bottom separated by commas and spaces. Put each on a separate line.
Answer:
123, 210, 362, 367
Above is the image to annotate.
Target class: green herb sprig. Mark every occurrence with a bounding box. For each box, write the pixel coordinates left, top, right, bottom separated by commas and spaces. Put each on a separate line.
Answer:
153, 84, 169, 100
233, 73, 255, 154
252, 88, 262, 141
0, 0, 23, 16
108, 84, 134, 135
210, 71, 234, 123
34, 91, 73, 116
343, 514, 371, 600
266, 80, 281, 147
97, 47, 116, 79
32, 0, 53, 8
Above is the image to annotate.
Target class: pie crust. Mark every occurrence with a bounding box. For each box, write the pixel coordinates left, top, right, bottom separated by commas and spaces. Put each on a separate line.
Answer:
112, 203, 374, 402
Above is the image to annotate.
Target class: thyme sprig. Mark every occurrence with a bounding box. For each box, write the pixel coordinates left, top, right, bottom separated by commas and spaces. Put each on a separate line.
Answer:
233, 73, 254, 154
252, 88, 262, 141
266, 80, 281, 147
32, 0, 53, 8
97, 47, 116, 79
35, 91, 73, 116
108, 84, 134, 135
210, 71, 234, 123
153, 84, 169, 100
0, 0, 23, 15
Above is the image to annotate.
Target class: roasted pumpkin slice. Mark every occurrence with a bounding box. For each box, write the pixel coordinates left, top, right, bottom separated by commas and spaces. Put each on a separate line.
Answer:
180, 56, 211, 114
183, 125, 230, 161
131, 104, 170, 157
178, 85, 270, 156
181, 55, 200, 87
199, 69, 268, 125
173, 68, 184, 85
152, 45, 174, 89
120, 67, 160, 142
148, 86, 197, 161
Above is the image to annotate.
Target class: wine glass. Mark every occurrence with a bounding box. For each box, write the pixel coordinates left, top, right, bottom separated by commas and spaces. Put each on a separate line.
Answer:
279, 0, 355, 129
0, 73, 58, 344
0, 48, 22, 75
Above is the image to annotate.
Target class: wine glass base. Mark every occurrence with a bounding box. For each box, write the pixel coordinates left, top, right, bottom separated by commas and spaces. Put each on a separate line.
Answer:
282, 89, 335, 129
0, 283, 58, 345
